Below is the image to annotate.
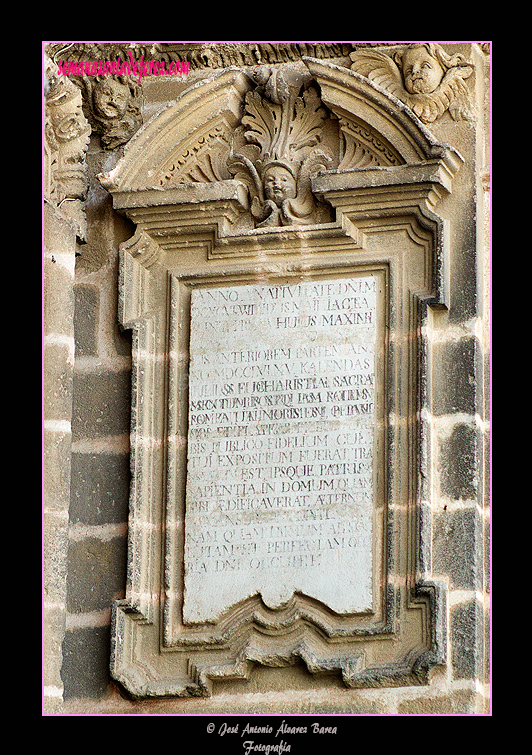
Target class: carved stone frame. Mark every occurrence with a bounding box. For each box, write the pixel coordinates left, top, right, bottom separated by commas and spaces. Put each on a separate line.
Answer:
104, 59, 462, 698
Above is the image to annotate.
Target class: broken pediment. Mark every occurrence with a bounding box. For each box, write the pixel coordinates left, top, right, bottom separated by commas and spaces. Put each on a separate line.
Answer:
100, 68, 250, 191
100, 58, 462, 242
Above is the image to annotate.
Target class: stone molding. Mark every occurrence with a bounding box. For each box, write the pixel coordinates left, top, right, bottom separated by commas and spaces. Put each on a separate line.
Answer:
46, 42, 476, 153
46, 41, 356, 72
101, 60, 462, 240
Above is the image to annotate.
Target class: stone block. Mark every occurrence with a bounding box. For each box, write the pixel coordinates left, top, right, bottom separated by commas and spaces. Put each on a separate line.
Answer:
69, 452, 130, 525
439, 423, 477, 500
67, 536, 127, 613
432, 507, 481, 590
72, 370, 131, 440
74, 284, 99, 357
432, 338, 477, 416
43, 430, 72, 512
398, 689, 479, 715
43, 256, 75, 337
43, 341, 74, 422
61, 626, 111, 700
450, 598, 483, 680
43, 512, 68, 604
43, 604, 66, 686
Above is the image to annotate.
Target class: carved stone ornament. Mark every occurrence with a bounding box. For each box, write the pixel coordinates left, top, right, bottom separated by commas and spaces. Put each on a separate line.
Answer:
350, 43, 474, 124
50, 41, 356, 74
227, 68, 335, 227
44, 54, 90, 240
101, 59, 466, 698
78, 74, 142, 150
46, 43, 143, 150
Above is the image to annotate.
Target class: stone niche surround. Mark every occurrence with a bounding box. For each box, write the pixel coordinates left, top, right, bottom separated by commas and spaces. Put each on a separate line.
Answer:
93, 49, 485, 700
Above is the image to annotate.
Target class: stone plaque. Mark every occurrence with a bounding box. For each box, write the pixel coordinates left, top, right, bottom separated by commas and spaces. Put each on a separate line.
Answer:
184, 275, 377, 624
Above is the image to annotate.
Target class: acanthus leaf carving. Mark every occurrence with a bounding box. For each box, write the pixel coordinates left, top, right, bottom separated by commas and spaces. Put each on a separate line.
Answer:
350, 43, 474, 124
227, 67, 335, 228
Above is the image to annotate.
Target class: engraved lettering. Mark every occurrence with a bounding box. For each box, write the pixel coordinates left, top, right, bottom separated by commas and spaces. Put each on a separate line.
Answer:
183, 277, 378, 623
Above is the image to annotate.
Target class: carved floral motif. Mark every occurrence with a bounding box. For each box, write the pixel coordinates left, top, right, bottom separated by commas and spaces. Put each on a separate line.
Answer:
350, 43, 474, 123
227, 67, 334, 227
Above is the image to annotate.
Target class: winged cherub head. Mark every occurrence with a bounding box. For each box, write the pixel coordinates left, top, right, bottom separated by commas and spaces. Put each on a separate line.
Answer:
397, 44, 445, 95
350, 43, 474, 123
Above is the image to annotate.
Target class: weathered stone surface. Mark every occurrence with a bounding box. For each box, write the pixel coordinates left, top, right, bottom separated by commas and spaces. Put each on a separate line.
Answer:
184, 276, 377, 622
61, 626, 111, 700
69, 452, 130, 525
74, 284, 99, 357
67, 536, 127, 613
439, 423, 478, 500
432, 338, 478, 416
72, 370, 131, 440
433, 507, 481, 589
450, 599, 485, 680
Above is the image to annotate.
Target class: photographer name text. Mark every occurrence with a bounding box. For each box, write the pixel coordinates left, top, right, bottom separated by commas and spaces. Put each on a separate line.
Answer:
207, 719, 338, 753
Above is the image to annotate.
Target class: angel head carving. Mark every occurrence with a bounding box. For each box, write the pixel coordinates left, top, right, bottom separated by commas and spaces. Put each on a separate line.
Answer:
80, 75, 142, 149
263, 162, 297, 205
93, 77, 131, 120
247, 155, 332, 228
350, 43, 473, 124
399, 44, 446, 95
228, 67, 333, 228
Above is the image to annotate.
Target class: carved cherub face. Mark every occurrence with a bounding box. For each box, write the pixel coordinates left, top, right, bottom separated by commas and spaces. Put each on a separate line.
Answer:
401, 47, 444, 95
263, 165, 297, 206
93, 79, 130, 120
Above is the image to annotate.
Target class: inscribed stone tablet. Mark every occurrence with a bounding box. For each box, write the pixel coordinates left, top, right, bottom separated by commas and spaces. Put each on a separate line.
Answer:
183, 276, 377, 624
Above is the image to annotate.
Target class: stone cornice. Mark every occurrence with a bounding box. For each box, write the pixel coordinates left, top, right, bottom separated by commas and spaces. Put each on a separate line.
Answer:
46, 42, 358, 69
46, 42, 489, 73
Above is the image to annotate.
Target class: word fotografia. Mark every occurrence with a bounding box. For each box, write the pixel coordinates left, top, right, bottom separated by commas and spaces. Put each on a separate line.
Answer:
56, 51, 190, 85
243, 743, 290, 755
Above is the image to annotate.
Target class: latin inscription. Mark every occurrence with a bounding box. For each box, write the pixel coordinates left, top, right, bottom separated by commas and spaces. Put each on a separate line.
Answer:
183, 276, 378, 623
